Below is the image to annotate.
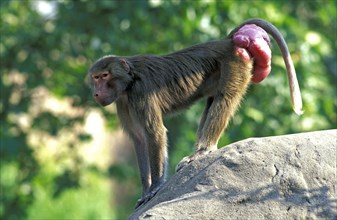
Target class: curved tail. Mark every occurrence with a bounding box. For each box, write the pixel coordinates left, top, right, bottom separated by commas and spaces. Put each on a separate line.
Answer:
229, 18, 303, 115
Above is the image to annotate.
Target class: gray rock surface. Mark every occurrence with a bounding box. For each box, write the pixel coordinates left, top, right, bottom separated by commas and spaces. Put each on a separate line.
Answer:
129, 130, 337, 220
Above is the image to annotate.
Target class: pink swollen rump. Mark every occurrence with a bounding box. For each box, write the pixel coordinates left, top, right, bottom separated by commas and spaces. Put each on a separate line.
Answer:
233, 24, 272, 83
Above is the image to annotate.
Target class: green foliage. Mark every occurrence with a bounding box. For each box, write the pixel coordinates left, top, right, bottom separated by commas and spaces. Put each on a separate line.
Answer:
1, 0, 336, 219
28, 170, 114, 220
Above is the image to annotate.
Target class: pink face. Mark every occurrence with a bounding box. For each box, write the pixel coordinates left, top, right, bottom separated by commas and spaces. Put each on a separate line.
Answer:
232, 24, 272, 83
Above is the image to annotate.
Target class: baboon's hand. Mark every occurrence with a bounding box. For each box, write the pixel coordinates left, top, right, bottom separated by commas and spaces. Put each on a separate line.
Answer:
135, 183, 163, 209
233, 24, 272, 83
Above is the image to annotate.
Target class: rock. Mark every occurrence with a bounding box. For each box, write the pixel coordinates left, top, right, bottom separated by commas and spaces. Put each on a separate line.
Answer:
129, 130, 337, 220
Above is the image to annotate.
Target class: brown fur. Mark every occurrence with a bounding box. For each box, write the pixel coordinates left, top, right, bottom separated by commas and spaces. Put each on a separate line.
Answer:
88, 18, 302, 208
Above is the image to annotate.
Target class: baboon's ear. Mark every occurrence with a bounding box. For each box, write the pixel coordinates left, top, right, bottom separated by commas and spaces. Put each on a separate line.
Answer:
120, 58, 130, 74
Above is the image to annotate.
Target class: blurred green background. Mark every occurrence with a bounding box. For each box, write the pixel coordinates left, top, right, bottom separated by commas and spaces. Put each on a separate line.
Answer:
1, 0, 336, 219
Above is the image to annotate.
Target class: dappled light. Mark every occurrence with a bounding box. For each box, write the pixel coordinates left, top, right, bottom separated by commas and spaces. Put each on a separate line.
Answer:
0, 1, 336, 219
